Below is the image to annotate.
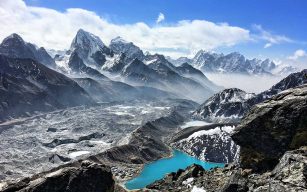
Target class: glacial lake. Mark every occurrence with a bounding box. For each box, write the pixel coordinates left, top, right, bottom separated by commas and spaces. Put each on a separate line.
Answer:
125, 150, 224, 190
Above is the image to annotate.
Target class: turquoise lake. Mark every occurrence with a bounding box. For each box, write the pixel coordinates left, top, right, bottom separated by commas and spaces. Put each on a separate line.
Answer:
125, 150, 224, 190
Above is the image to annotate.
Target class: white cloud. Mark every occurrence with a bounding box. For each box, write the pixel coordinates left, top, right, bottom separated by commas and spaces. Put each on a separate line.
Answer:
0, 0, 251, 58
288, 49, 306, 60
252, 24, 293, 48
264, 43, 272, 48
156, 12, 165, 24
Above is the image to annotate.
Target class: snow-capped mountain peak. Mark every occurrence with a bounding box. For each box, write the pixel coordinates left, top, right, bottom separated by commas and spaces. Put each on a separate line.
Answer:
192, 88, 256, 123
189, 50, 276, 75
69, 29, 113, 68
109, 36, 144, 62
70, 29, 106, 52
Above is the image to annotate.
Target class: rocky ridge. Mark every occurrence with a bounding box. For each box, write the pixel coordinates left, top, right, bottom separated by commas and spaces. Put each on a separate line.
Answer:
193, 69, 307, 123
169, 50, 295, 76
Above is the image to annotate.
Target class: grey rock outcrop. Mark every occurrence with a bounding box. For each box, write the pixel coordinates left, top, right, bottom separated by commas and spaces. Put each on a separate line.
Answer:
232, 85, 307, 173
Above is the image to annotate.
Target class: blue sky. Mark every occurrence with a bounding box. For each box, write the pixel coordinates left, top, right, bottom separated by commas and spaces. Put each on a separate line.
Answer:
25, 0, 307, 36
2, 0, 307, 63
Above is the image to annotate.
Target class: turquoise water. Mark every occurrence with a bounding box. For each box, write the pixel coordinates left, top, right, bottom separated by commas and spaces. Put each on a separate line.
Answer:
125, 150, 224, 190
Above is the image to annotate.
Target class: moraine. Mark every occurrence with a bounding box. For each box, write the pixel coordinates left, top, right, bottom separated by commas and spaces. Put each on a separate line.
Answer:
0, 100, 178, 182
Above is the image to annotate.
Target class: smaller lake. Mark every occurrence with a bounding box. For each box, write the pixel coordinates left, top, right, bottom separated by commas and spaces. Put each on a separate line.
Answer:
125, 150, 224, 190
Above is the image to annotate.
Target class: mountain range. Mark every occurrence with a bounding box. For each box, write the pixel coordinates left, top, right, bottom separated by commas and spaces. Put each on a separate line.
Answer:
0, 30, 217, 121
0, 29, 303, 121
168, 50, 297, 76
51, 29, 219, 102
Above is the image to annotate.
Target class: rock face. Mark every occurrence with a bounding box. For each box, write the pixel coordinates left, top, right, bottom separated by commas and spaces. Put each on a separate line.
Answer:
0, 34, 56, 68
1, 161, 116, 192
171, 124, 239, 163
0, 55, 94, 121
193, 88, 255, 123
68, 51, 107, 79
193, 69, 307, 123
232, 85, 307, 173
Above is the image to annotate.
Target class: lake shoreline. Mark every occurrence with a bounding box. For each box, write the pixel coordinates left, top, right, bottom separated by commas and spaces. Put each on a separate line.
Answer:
124, 149, 225, 190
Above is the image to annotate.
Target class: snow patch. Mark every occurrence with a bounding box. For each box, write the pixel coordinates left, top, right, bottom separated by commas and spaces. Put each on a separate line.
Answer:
182, 177, 194, 186
181, 121, 211, 129
144, 58, 158, 65
191, 186, 206, 192
68, 151, 90, 158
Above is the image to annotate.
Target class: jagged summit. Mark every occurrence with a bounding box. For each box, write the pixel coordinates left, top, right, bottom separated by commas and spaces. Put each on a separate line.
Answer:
71, 29, 106, 51
0, 33, 56, 68
109, 36, 144, 61
69, 29, 113, 67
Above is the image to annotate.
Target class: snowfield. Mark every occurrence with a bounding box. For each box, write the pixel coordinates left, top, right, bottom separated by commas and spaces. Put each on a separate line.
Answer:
180, 120, 211, 129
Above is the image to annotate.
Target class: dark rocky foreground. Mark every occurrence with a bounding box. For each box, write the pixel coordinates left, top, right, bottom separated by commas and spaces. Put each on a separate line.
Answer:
1, 160, 125, 192
146, 84, 307, 191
